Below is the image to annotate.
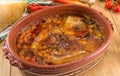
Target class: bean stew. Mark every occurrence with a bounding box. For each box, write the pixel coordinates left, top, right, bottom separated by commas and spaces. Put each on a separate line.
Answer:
16, 14, 104, 65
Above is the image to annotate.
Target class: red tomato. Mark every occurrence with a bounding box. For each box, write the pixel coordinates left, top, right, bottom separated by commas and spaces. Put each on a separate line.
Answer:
105, 0, 114, 9
118, 0, 120, 4
113, 5, 120, 13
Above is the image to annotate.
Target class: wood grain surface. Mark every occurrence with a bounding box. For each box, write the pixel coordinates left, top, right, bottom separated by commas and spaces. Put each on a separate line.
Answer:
0, 1, 120, 76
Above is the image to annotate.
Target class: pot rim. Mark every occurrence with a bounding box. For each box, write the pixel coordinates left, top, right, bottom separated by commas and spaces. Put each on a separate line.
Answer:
6, 4, 113, 69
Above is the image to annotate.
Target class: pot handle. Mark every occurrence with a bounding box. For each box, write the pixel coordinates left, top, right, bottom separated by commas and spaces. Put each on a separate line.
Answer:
2, 40, 29, 69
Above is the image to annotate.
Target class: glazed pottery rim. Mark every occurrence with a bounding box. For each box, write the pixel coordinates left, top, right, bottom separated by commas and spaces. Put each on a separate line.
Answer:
6, 4, 113, 69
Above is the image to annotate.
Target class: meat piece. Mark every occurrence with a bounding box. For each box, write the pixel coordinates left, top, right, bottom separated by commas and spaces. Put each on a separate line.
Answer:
46, 34, 57, 44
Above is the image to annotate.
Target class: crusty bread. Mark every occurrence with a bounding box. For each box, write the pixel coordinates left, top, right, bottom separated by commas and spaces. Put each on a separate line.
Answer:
0, 1, 26, 32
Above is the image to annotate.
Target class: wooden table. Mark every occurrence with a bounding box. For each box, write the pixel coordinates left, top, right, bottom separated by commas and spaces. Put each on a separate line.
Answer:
0, 1, 120, 76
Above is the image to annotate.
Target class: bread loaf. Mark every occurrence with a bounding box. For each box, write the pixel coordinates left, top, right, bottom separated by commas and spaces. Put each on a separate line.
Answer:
0, 1, 26, 32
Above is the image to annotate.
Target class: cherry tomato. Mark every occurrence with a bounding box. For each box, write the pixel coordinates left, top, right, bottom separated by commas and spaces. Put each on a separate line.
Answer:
113, 5, 120, 12
118, 0, 120, 4
105, 0, 114, 9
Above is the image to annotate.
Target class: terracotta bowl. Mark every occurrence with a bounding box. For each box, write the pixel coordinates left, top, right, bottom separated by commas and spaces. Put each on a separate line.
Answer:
2, 4, 113, 75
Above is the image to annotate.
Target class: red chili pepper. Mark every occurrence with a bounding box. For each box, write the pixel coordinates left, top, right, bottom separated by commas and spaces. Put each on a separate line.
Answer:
27, 4, 50, 13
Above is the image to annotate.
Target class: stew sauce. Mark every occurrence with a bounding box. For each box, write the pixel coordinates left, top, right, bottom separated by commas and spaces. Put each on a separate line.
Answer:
16, 14, 104, 65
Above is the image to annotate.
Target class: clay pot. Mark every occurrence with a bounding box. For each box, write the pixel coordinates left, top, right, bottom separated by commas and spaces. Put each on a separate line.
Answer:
2, 4, 113, 75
